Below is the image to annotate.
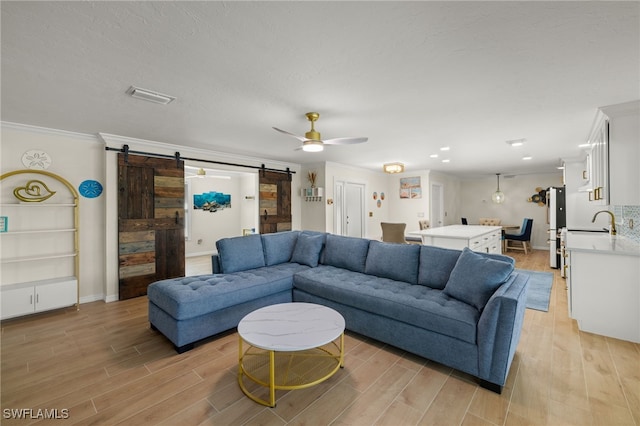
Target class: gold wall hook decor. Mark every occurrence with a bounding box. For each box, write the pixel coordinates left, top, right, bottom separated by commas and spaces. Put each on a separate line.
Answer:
13, 179, 57, 202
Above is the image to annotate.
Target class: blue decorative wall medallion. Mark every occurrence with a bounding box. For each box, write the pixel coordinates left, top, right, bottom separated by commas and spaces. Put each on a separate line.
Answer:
79, 180, 103, 198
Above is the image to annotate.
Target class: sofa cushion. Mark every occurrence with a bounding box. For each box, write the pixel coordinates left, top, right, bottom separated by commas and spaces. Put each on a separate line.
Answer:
262, 231, 299, 266
216, 234, 265, 273
291, 232, 325, 267
293, 265, 480, 344
443, 248, 514, 311
322, 234, 370, 273
365, 241, 420, 284
417, 245, 462, 289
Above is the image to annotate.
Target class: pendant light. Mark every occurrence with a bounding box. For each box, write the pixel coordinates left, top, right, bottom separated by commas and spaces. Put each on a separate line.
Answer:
492, 173, 505, 204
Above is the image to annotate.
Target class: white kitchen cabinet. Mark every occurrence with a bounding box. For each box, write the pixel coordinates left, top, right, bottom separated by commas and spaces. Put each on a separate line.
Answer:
601, 100, 640, 206
578, 100, 640, 206
579, 111, 608, 204
0, 169, 80, 319
1, 277, 77, 320
566, 232, 640, 343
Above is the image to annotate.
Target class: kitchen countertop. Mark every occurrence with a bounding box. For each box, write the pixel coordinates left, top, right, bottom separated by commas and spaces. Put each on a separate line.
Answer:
565, 231, 640, 256
407, 225, 502, 239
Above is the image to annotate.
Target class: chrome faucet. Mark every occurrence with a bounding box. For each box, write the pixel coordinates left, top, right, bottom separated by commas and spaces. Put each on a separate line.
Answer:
592, 210, 617, 235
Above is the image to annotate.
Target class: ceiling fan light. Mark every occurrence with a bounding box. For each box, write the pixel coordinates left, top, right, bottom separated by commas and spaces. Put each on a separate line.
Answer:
383, 162, 405, 174
302, 140, 324, 152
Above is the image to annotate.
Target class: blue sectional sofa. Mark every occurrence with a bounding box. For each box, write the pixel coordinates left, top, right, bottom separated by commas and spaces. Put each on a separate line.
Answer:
147, 230, 529, 393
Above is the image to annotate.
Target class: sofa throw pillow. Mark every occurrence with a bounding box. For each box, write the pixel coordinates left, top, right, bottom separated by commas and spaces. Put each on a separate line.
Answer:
216, 234, 265, 273
261, 231, 299, 266
322, 234, 370, 273
443, 247, 514, 311
365, 241, 420, 284
291, 233, 325, 267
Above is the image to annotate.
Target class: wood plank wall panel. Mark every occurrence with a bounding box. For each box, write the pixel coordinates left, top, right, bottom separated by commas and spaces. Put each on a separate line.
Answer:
259, 171, 291, 234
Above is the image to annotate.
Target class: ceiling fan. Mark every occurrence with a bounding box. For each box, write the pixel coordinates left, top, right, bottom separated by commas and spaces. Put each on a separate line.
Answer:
273, 112, 368, 152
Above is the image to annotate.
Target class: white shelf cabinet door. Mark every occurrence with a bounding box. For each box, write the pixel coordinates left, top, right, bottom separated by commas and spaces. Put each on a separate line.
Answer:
1, 286, 35, 319
35, 278, 77, 312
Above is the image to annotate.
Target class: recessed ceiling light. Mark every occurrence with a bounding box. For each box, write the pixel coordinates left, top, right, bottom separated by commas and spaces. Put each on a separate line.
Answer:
506, 138, 526, 147
522, 155, 532, 160
127, 86, 176, 104
441, 159, 450, 163
429, 154, 438, 158
440, 146, 450, 151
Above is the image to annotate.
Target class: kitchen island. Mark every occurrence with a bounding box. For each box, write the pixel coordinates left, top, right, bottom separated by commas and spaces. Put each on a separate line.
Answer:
407, 225, 503, 254
565, 231, 640, 343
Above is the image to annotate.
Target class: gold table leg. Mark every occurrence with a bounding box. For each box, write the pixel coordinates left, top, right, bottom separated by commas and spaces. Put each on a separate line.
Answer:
238, 333, 344, 408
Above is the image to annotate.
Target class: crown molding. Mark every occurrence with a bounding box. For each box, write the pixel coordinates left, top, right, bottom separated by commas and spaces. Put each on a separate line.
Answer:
1, 121, 100, 143
98, 132, 301, 172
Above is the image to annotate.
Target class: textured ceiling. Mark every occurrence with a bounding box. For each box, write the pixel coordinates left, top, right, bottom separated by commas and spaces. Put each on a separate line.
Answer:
1, 1, 638, 178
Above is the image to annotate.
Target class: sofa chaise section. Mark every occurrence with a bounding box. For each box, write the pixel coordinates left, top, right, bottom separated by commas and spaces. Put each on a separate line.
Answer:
148, 232, 310, 353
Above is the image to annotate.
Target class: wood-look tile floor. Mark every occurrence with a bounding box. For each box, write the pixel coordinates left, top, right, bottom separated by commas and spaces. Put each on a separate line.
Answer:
2, 250, 638, 425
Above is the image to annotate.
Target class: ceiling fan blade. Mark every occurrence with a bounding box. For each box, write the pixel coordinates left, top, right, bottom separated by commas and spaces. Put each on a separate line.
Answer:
323, 137, 368, 145
272, 127, 306, 142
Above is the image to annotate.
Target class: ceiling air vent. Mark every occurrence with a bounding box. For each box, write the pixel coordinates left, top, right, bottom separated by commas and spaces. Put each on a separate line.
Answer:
127, 86, 175, 105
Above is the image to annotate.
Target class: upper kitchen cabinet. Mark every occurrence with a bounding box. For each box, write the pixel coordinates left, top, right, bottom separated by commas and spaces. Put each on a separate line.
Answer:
578, 110, 608, 204
601, 100, 640, 206
578, 100, 640, 206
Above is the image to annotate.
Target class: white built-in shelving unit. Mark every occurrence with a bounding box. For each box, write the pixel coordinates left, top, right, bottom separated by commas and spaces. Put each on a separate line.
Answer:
0, 170, 80, 320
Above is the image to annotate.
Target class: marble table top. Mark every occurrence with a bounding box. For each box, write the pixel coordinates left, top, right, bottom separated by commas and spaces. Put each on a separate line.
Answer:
237, 303, 345, 351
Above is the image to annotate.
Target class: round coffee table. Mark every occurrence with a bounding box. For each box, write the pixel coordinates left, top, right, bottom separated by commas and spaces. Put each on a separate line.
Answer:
237, 302, 345, 407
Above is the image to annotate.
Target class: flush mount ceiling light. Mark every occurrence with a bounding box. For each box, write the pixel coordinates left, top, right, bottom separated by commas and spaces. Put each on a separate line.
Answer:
127, 86, 175, 105
383, 162, 405, 174
197, 168, 206, 176
506, 138, 526, 147
492, 173, 505, 204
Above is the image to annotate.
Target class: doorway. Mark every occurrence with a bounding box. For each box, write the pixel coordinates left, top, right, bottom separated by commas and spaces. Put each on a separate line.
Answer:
335, 180, 365, 238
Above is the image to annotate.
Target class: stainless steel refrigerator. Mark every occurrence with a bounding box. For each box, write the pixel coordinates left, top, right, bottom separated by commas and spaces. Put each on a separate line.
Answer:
548, 186, 566, 268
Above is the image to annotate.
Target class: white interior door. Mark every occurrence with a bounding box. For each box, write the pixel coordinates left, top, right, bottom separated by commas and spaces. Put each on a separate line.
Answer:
335, 181, 365, 238
430, 182, 444, 228
346, 183, 364, 238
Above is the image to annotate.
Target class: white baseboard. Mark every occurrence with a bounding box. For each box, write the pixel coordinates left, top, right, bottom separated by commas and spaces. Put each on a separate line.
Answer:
186, 251, 216, 258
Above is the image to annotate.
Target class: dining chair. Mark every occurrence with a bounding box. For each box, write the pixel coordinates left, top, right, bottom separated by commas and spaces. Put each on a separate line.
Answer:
381, 222, 407, 244
504, 218, 534, 254
478, 218, 501, 226
405, 220, 429, 244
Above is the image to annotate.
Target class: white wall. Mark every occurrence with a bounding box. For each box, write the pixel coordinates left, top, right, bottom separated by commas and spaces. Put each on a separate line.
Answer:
458, 173, 564, 249
300, 162, 327, 232
1, 122, 302, 304
324, 162, 391, 240
185, 173, 246, 257
387, 170, 462, 233
1, 123, 106, 303
101, 133, 302, 302
299, 164, 463, 239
